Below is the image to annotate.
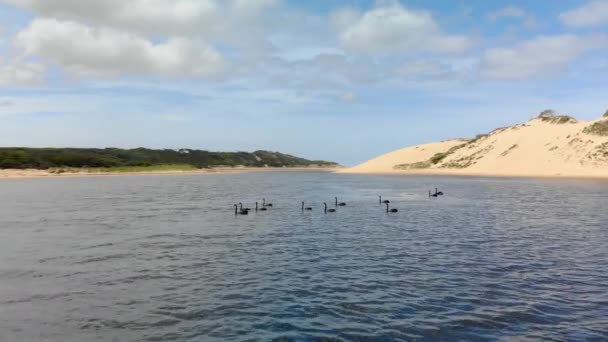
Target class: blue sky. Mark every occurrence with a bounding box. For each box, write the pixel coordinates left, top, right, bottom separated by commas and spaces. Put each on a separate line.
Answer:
1, 0, 607, 165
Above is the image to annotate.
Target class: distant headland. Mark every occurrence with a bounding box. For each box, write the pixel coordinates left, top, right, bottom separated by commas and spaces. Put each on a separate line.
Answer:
0, 148, 340, 178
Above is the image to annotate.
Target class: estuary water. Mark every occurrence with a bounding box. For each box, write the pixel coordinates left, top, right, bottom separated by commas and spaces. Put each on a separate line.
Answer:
0, 171, 607, 341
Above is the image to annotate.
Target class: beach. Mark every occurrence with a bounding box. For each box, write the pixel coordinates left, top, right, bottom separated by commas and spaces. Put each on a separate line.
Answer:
0, 167, 340, 179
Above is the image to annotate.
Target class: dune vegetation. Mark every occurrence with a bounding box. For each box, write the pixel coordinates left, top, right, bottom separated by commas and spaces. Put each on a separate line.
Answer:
0, 147, 338, 170
583, 120, 608, 137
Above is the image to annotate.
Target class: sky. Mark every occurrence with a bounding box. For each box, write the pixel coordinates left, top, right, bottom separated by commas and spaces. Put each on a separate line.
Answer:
0, 0, 607, 165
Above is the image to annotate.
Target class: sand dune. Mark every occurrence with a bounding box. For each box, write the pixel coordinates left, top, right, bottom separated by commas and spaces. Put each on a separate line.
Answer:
341, 113, 608, 178
342, 140, 467, 174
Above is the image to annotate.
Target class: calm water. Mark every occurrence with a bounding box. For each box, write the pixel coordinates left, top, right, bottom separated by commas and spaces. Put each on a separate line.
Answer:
1, 172, 607, 341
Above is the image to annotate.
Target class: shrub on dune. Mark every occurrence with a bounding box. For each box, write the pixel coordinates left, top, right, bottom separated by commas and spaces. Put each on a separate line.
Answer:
537, 109, 577, 124
583, 120, 608, 136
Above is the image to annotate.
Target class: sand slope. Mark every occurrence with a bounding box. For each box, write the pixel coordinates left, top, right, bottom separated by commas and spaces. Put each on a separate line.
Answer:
341, 116, 608, 178
341, 140, 466, 174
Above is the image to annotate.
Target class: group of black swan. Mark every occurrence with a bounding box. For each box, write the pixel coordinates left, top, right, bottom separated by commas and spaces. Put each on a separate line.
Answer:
233, 198, 272, 215
234, 190, 444, 215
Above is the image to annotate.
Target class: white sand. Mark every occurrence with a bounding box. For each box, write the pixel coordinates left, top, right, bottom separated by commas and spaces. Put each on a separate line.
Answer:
340, 140, 466, 174
340, 117, 608, 178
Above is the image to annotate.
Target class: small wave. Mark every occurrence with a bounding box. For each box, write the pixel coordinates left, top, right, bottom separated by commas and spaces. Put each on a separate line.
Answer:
73, 253, 134, 265
3, 291, 89, 305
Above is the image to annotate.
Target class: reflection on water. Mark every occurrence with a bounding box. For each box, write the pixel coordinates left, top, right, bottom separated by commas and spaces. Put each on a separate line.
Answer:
1, 172, 607, 341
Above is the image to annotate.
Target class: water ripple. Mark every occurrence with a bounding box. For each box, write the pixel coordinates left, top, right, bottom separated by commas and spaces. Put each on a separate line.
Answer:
0, 173, 607, 341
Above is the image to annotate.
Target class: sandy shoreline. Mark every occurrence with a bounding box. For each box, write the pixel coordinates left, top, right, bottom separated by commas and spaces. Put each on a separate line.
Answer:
0, 167, 340, 179
2, 166, 607, 181
339, 168, 608, 180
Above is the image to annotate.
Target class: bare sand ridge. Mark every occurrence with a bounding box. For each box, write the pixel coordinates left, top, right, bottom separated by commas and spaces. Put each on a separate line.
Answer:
341, 114, 608, 178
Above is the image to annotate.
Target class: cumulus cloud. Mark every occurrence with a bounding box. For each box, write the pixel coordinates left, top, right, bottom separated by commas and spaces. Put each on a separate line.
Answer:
560, 0, 608, 27
479, 34, 608, 80
15, 19, 224, 78
0, 0, 604, 90
2, 0, 279, 39
0, 58, 45, 87
331, 4, 472, 54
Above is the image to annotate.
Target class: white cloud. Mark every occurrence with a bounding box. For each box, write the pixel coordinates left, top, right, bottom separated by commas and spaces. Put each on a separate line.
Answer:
488, 6, 526, 21
398, 60, 447, 77
479, 34, 608, 80
394, 59, 468, 83
560, 0, 608, 27
1, 0, 216, 35
487, 6, 539, 30
2, 0, 280, 40
1, 0, 294, 81
15, 19, 224, 78
331, 4, 472, 54
0, 57, 44, 87
0, 0, 604, 91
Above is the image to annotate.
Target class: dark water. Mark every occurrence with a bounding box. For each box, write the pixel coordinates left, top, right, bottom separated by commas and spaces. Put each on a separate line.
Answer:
1, 172, 607, 341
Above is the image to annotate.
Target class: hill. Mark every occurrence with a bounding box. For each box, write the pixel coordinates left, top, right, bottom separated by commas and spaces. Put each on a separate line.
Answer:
341, 111, 608, 178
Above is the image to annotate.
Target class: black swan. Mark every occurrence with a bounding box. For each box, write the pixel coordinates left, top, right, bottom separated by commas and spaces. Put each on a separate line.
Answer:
435, 188, 444, 196
379, 195, 390, 204
302, 201, 312, 211
324, 203, 336, 213
263, 198, 273, 207
234, 204, 249, 215
256, 202, 267, 212
386, 203, 398, 213
335, 197, 346, 207
238, 202, 251, 211
429, 190, 438, 198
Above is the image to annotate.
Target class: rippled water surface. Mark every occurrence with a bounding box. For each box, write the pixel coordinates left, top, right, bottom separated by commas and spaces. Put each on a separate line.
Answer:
1, 172, 608, 341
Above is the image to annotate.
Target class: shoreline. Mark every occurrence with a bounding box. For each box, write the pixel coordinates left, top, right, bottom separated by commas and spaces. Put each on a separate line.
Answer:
338, 168, 608, 180
0, 167, 341, 180
2, 167, 606, 181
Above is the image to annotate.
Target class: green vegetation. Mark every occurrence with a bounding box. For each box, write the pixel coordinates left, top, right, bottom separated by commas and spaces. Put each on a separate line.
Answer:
0, 147, 339, 170
430, 142, 468, 165
537, 109, 577, 124
430, 152, 449, 165
585, 142, 608, 161
441, 157, 475, 169
467, 134, 488, 148
393, 161, 432, 170
598, 142, 608, 157
440, 145, 494, 169
46, 164, 198, 174
603, 110, 608, 118
539, 109, 556, 117
583, 120, 608, 137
